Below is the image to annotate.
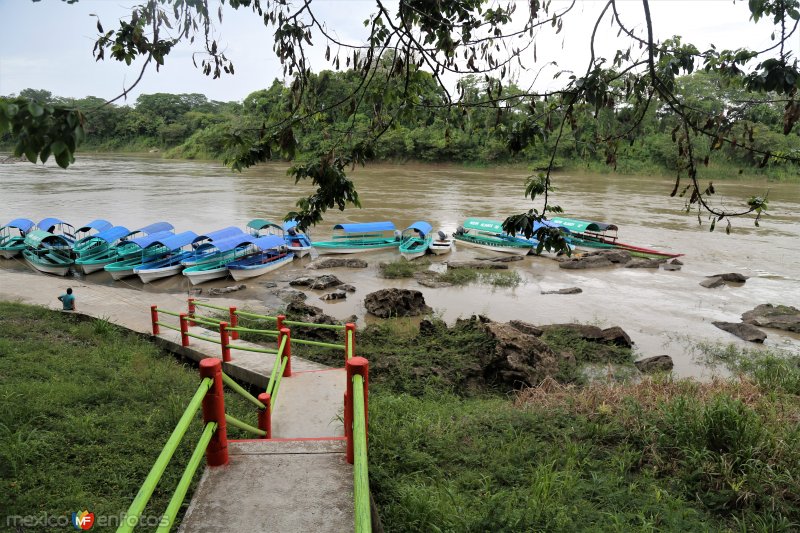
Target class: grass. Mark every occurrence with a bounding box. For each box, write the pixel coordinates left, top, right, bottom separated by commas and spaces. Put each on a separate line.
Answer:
439, 268, 523, 287
0, 302, 261, 529
379, 259, 430, 279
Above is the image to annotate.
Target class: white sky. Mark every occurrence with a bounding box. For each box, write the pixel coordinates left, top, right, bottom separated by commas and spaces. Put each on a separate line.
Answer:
0, 0, 794, 104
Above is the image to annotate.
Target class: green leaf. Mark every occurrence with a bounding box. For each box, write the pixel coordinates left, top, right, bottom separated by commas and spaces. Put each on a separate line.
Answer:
54, 149, 71, 169
51, 141, 68, 156
27, 101, 44, 117
24, 147, 38, 164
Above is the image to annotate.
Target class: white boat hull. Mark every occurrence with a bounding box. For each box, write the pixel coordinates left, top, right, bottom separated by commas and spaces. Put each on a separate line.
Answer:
0, 250, 21, 259
287, 245, 311, 258
428, 240, 454, 255
24, 256, 70, 276
229, 256, 293, 281
400, 250, 427, 261
454, 238, 531, 256
109, 268, 136, 280
79, 259, 116, 274
135, 264, 184, 283
184, 267, 229, 285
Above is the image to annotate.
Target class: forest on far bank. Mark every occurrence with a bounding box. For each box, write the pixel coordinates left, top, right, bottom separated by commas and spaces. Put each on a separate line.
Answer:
4, 69, 799, 181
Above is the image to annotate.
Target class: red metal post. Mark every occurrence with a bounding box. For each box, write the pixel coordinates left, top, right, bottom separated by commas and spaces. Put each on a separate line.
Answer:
179, 313, 190, 347
345, 356, 369, 464
219, 322, 231, 363
150, 305, 160, 335
257, 392, 272, 439
345, 322, 356, 362
200, 358, 228, 466
279, 327, 292, 377
187, 298, 197, 327
229, 307, 239, 340
276, 314, 285, 331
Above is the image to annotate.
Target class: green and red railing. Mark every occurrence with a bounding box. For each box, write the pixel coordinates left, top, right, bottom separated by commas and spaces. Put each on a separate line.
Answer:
130, 300, 372, 532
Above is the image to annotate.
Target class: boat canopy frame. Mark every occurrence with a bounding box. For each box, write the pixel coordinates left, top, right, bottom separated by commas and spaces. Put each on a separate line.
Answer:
549, 217, 618, 240
2, 218, 35, 232
76, 219, 113, 234
332, 221, 396, 234
144, 231, 200, 252
403, 221, 433, 238
23, 230, 72, 249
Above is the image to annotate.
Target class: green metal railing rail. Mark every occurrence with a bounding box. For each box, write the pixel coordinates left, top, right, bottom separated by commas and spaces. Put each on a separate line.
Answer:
352, 373, 370, 533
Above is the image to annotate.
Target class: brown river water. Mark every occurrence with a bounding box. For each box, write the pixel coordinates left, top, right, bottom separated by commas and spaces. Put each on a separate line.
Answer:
1, 154, 798, 377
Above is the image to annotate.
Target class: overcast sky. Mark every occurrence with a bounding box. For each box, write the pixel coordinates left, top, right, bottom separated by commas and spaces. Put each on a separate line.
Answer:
0, 0, 794, 104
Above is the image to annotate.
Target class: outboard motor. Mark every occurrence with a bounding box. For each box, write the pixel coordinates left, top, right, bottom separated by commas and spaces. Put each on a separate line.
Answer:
455, 226, 465, 236
287, 227, 297, 236
394, 230, 402, 241
437, 230, 447, 241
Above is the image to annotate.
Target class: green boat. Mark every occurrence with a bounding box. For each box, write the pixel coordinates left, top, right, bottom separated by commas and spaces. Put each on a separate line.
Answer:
453, 218, 532, 256
312, 221, 401, 254
21, 230, 74, 276
0, 218, 35, 258
399, 221, 433, 261
183, 234, 263, 285
549, 217, 683, 259
104, 230, 177, 280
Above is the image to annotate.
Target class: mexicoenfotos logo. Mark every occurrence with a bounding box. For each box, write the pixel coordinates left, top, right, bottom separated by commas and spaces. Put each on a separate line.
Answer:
72, 510, 95, 530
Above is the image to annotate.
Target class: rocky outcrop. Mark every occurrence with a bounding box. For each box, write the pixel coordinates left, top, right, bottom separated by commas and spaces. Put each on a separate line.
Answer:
208, 284, 246, 295
540, 287, 582, 295
634, 355, 674, 373
481, 321, 559, 387
625, 258, 662, 268
712, 321, 767, 343
285, 301, 352, 341
741, 304, 800, 333
539, 323, 633, 348
305, 258, 368, 269
508, 320, 544, 336
710, 273, 749, 283
320, 291, 347, 301
475, 255, 525, 263
290, 274, 343, 289
446, 261, 509, 270
364, 288, 431, 318
700, 276, 724, 288
337, 284, 357, 292
273, 288, 307, 302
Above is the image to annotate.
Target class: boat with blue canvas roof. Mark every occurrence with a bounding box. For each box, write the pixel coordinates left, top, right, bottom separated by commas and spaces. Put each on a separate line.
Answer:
183, 226, 248, 267
133, 231, 200, 283
104, 230, 178, 280
0, 218, 35, 258
21, 230, 74, 276
183, 233, 266, 285
227, 235, 294, 281
73, 226, 132, 273
399, 221, 433, 261
35, 217, 76, 245
246, 219, 313, 258
312, 221, 401, 254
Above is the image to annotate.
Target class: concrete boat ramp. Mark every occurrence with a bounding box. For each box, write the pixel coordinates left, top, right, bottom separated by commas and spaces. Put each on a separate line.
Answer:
0, 270, 359, 532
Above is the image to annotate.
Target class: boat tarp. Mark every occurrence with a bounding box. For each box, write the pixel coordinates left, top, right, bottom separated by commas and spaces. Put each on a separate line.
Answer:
548, 217, 618, 233
246, 219, 279, 231
145, 231, 199, 251
193, 226, 245, 244
126, 230, 176, 250
462, 218, 504, 233
137, 222, 175, 235
77, 219, 113, 233
283, 220, 299, 231
404, 221, 433, 237
36, 217, 72, 232
206, 234, 258, 253
252, 235, 286, 251
332, 221, 396, 233
93, 226, 131, 243
3, 218, 35, 232
24, 230, 71, 249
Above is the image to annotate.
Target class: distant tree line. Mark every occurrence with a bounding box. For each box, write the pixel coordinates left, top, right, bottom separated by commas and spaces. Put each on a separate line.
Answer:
4, 70, 799, 180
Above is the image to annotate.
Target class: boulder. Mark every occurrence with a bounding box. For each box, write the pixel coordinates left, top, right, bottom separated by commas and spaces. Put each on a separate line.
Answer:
285, 301, 343, 341
337, 284, 357, 292
320, 291, 347, 301
363, 288, 431, 318
261, 281, 278, 288
306, 258, 368, 269
207, 284, 246, 296
475, 255, 524, 263
273, 288, 307, 302
700, 276, 724, 288
595, 249, 633, 264
539, 323, 634, 348
741, 304, 800, 333
446, 261, 509, 270
709, 273, 749, 283
540, 287, 583, 295
600, 326, 634, 348
634, 355, 674, 373
625, 258, 661, 268
558, 255, 614, 270
308, 274, 343, 290
289, 276, 316, 287
661, 263, 682, 271
712, 321, 767, 343
670, 258, 684, 265
508, 320, 543, 336
419, 319, 437, 336
481, 321, 559, 387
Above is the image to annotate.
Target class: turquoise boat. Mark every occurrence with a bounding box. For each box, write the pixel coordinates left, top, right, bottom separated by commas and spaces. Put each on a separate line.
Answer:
399, 221, 433, 261
104, 230, 178, 280
21, 230, 74, 276
182, 226, 248, 267
0, 218, 35, 258
183, 234, 265, 285
549, 217, 683, 259
312, 221, 401, 254
227, 235, 294, 281
453, 218, 532, 256
75, 222, 173, 273
248, 218, 313, 258
133, 231, 199, 283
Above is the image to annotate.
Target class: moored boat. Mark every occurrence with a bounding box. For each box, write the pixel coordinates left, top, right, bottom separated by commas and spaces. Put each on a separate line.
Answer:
282, 220, 313, 258
312, 221, 401, 254
227, 235, 294, 281
133, 231, 200, 283
428, 230, 454, 255
550, 217, 683, 259
21, 230, 74, 276
104, 230, 177, 280
0, 218, 35, 258
73, 226, 132, 273
399, 221, 433, 261
183, 226, 247, 267
453, 218, 532, 256
182, 234, 263, 285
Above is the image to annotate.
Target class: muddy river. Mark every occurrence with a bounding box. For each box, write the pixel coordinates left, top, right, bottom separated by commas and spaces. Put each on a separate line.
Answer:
1, 154, 798, 377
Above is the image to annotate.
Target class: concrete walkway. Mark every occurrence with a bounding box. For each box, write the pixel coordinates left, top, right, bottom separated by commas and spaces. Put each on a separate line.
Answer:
0, 268, 354, 531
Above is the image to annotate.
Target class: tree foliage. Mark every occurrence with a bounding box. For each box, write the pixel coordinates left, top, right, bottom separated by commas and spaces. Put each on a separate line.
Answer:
2, 0, 799, 247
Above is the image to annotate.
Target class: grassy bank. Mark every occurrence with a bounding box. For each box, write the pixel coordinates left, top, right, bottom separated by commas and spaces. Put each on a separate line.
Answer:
0, 302, 257, 529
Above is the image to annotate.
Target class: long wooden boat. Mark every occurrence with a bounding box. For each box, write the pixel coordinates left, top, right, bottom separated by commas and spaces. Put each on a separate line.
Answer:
453, 218, 532, 256
133, 231, 200, 283
21, 230, 74, 276
0, 218, 35, 258
227, 235, 294, 281
549, 217, 683, 259
428, 230, 454, 255
399, 221, 433, 261
312, 221, 401, 254
104, 230, 177, 280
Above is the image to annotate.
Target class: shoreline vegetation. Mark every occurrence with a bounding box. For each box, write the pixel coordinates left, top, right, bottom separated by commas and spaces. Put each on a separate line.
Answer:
4, 302, 799, 531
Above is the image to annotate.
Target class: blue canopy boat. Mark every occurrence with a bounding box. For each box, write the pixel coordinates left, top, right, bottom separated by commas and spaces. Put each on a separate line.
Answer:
133, 231, 200, 283
247, 218, 312, 258
312, 221, 401, 254
104, 230, 178, 280
183, 227, 248, 267
0, 218, 35, 258
227, 235, 294, 281
183, 233, 266, 285
399, 221, 433, 261
73, 226, 132, 273
75, 219, 113, 241
35, 217, 76, 245
22, 230, 74, 276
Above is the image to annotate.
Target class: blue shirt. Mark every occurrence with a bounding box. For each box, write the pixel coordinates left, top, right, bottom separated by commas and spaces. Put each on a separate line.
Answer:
59, 293, 75, 310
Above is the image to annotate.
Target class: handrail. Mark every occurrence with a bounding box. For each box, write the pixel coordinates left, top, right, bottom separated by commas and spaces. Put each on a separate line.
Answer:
352, 374, 371, 533
225, 413, 267, 437
225, 325, 280, 336
282, 319, 345, 330
184, 331, 221, 344
186, 315, 221, 327
155, 321, 182, 333
270, 356, 289, 410
347, 329, 355, 360
233, 309, 278, 321
157, 309, 182, 318
265, 336, 288, 397
291, 338, 345, 349
155, 421, 218, 533
228, 343, 278, 354
221, 372, 266, 409
118, 377, 213, 533
192, 301, 230, 312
